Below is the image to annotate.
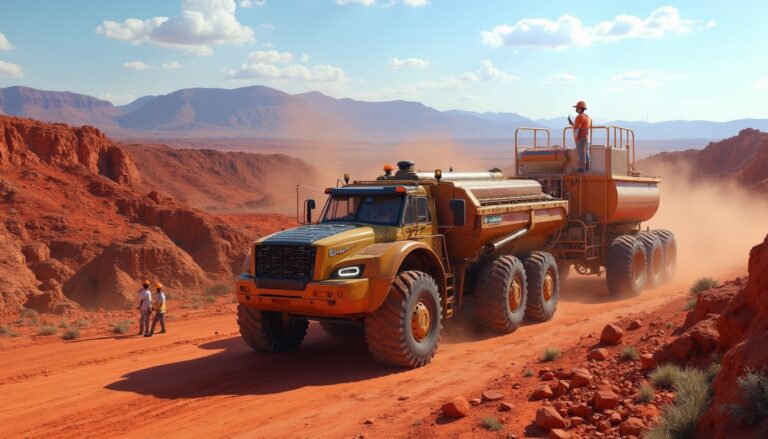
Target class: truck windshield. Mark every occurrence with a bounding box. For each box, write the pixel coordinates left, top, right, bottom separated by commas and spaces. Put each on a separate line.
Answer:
321, 195, 404, 226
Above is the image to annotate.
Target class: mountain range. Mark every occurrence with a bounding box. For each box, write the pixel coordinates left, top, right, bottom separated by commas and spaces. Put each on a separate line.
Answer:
1, 85, 766, 143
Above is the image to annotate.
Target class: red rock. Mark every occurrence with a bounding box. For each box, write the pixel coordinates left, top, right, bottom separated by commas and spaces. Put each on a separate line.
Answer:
441, 397, 470, 418
469, 398, 482, 406
619, 417, 645, 436
653, 317, 719, 367
538, 367, 552, 376
553, 380, 570, 397
541, 371, 555, 381
21, 243, 50, 264
499, 402, 514, 412
569, 416, 584, 427
535, 406, 568, 429
640, 353, 656, 370
533, 385, 554, 400
597, 420, 612, 432
482, 389, 504, 401
684, 287, 738, 327
593, 390, 620, 411
571, 368, 593, 388
601, 324, 624, 345
609, 411, 622, 424
549, 429, 571, 439
628, 319, 643, 330
588, 348, 610, 361
568, 403, 593, 417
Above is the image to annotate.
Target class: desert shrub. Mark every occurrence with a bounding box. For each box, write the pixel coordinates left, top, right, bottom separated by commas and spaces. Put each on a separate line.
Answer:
76, 318, 90, 327
542, 347, 561, 362
19, 308, 39, 326
646, 367, 713, 439
651, 364, 682, 389
523, 368, 534, 377
690, 277, 719, 295
205, 284, 230, 296
61, 327, 81, 340
38, 325, 58, 336
724, 368, 768, 430
636, 384, 655, 403
111, 320, 131, 334
622, 346, 639, 361
205, 295, 216, 304
58, 320, 70, 329
192, 296, 204, 309
684, 298, 697, 311
705, 360, 721, 382
480, 416, 503, 431
1, 325, 20, 337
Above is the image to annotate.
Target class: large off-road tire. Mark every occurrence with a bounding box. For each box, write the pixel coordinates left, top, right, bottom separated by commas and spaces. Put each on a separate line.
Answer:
606, 235, 647, 296
474, 255, 528, 333
637, 232, 664, 288
364, 271, 442, 368
653, 229, 677, 283
524, 251, 559, 322
237, 305, 309, 352
320, 322, 363, 337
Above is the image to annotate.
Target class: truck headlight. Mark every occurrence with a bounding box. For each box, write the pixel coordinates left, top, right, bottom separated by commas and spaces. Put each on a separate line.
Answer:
331, 265, 364, 279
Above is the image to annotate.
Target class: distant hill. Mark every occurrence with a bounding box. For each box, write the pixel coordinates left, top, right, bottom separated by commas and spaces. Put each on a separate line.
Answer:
1, 85, 766, 145
0, 86, 120, 126
638, 128, 768, 192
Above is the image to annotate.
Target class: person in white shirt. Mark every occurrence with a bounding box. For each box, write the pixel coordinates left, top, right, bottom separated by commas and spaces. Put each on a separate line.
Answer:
136, 280, 153, 336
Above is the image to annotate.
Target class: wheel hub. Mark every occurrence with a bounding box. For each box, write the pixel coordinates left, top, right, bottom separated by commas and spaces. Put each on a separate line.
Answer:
411, 301, 431, 342
543, 271, 555, 302
508, 277, 522, 311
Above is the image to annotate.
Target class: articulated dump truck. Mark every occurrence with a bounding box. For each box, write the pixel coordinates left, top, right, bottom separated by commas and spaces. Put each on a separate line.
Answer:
235, 126, 677, 368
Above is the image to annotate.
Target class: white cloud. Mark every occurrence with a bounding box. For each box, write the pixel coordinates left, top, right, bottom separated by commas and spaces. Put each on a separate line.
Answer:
403, 0, 429, 6
248, 50, 294, 63
477, 60, 518, 81
124, 61, 152, 71
547, 72, 577, 83
239, 0, 265, 7
162, 61, 183, 69
388, 57, 430, 69
610, 70, 687, 89
226, 62, 347, 84
97, 0, 254, 56
0, 60, 23, 78
755, 78, 768, 91
482, 6, 712, 50
395, 60, 516, 94
0, 32, 13, 51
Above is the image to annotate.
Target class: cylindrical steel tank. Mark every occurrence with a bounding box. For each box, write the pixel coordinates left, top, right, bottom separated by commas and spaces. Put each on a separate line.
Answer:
606, 179, 660, 224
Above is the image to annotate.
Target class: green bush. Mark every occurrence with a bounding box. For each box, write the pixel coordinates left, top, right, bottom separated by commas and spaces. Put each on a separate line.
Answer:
58, 320, 70, 329
542, 347, 561, 362
38, 325, 58, 336
523, 368, 534, 377
636, 384, 655, 403
61, 327, 81, 340
1, 325, 19, 337
725, 368, 768, 430
622, 346, 639, 361
684, 298, 697, 311
205, 284, 230, 296
646, 367, 713, 439
19, 308, 39, 326
690, 277, 719, 295
480, 416, 504, 431
111, 320, 131, 334
76, 318, 90, 327
205, 295, 217, 304
651, 364, 682, 389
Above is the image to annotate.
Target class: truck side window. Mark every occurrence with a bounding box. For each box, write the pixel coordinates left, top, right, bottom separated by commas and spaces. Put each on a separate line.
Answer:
415, 197, 431, 224
403, 197, 415, 225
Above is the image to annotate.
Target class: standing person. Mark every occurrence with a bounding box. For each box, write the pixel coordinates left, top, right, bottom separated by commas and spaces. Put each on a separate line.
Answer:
137, 280, 153, 336
146, 283, 167, 337
568, 100, 592, 172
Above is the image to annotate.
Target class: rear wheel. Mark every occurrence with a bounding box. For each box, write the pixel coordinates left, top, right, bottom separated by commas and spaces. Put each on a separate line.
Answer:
524, 251, 559, 322
637, 232, 664, 288
606, 235, 647, 296
654, 229, 677, 283
364, 271, 442, 368
237, 305, 308, 352
474, 255, 528, 333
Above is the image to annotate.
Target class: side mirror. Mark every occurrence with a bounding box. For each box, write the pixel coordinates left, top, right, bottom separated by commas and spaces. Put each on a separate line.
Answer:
450, 199, 466, 227
305, 199, 316, 224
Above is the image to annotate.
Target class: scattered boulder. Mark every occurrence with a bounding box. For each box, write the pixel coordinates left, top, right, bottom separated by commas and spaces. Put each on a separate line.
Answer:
600, 324, 624, 345
499, 402, 514, 412
441, 396, 470, 418
609, 411, 622, 424
569, 416, 584, 427
653, 316, 719, 367
535, 406, 568, 430
540, 371, 555, 381
593, 390, 620, 411
619, 417, 645, 436
628, 319, 643, 330
571, 368, 593, 388
568, 403, 593, 418
481, 389, 504, 402
553, 380, 570, 397
588, 348, 610, 361
533, 385, 554, 400
549, 429, 571, 439
639, 353, 656, 370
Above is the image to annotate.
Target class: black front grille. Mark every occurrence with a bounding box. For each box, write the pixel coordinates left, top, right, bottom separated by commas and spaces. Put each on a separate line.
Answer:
256, 245, 316, 282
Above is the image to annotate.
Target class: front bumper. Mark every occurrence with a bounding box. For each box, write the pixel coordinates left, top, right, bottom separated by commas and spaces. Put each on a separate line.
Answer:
235, 274, 394, 317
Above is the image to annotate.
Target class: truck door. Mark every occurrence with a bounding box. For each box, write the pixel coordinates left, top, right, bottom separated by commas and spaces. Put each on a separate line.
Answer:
403, 196, 443, 259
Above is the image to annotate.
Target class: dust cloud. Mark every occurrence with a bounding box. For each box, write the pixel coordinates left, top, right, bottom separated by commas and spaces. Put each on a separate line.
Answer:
647, 163, 768, 283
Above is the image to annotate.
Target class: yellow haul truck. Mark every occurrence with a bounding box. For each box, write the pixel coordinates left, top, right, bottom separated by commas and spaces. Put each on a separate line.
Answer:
235, 125, 676, 368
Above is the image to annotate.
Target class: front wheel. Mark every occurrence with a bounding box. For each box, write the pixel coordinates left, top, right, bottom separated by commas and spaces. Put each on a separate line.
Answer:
365, 271, 442, 368
237, 305, 308, 352
524, 251, 559, 322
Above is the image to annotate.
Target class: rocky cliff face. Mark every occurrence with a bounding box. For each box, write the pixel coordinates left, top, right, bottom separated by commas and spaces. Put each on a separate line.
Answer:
0, 116, 260, 314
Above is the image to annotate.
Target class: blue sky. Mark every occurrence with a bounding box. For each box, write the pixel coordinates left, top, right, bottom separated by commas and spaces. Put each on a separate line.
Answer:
0, 0, 765, 121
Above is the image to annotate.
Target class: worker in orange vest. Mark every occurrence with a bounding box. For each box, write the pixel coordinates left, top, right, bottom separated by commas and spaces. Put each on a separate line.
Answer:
568, 100, 592, 172
145, 282, 167, 337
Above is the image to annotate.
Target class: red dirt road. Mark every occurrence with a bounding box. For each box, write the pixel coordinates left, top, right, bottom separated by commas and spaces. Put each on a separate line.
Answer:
0, 275, 725, 439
